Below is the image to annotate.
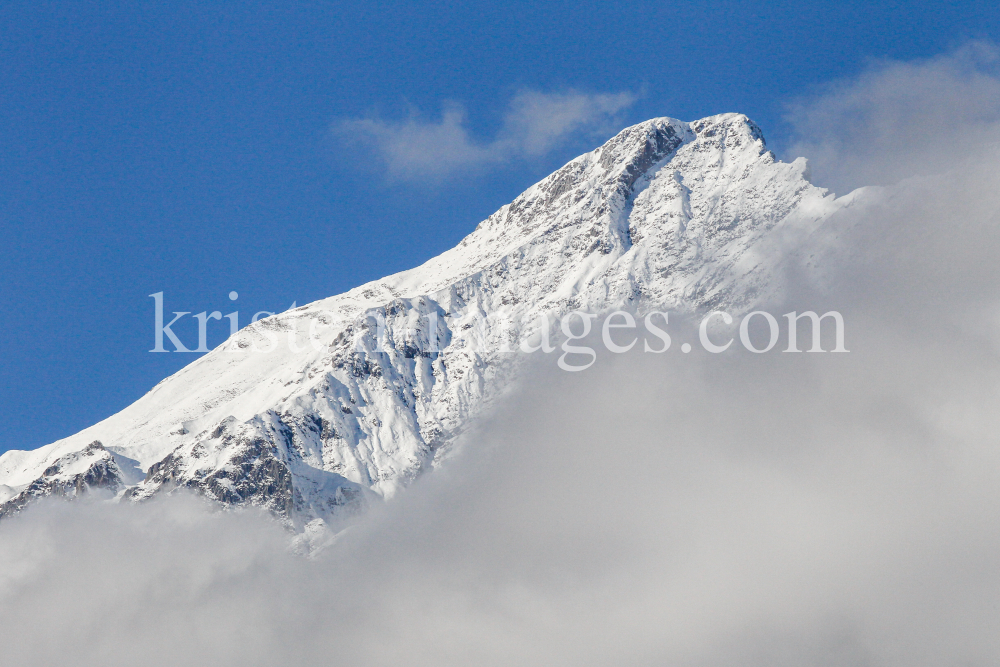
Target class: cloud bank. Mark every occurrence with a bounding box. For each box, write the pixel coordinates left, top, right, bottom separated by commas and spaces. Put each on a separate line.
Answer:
5, 48, 1000, 666
337, 90, 636, 181
785, 41, 1000, 195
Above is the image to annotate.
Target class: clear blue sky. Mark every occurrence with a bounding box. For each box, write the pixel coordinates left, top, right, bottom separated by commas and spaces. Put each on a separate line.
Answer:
1, 0, 997, 454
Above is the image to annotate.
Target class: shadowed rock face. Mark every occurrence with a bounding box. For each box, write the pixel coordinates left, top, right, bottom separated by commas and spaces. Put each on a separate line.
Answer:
0, 113, 840, 526
129, 442, 297, 516
0, 442, 126, 518
123, 415, 366, 527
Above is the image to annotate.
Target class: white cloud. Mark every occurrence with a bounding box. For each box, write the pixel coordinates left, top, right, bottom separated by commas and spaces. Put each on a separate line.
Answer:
337, 90, 636, 181
498, 90, 637, 157
785, 41, 1000, 195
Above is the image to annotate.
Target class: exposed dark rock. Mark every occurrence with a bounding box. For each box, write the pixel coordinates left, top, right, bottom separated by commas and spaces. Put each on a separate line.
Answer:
0, 441, 125, 519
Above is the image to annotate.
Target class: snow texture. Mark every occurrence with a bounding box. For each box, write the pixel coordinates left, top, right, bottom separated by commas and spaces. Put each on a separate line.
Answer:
0, 113, 846, 526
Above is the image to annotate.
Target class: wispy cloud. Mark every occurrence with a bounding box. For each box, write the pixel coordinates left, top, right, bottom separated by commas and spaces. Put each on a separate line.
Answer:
785, 41, 1000, 194
337, 90, 636, 182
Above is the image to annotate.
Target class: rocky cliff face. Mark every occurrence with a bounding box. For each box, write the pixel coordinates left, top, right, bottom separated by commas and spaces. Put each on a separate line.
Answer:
0, 113, 843, 527
0, 441, 142, 516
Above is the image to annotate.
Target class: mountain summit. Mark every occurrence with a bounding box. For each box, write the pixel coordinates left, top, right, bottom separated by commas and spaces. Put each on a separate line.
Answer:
0, 114, 842, 525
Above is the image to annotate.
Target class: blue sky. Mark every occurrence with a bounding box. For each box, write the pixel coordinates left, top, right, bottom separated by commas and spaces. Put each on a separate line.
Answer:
1, 0, 998, 454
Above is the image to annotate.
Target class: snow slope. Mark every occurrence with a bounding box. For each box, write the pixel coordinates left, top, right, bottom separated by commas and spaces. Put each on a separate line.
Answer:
0, 113, 845, 526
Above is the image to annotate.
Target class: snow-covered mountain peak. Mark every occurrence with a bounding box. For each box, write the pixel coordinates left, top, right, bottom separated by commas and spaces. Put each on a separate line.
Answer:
0, 113, 838, 526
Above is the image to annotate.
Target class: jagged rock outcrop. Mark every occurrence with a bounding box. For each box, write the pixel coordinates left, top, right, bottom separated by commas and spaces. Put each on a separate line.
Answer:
0, 441, 140, 517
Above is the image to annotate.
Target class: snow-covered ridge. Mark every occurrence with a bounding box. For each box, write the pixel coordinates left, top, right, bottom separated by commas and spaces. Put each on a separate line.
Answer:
0, 113, 843, 526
